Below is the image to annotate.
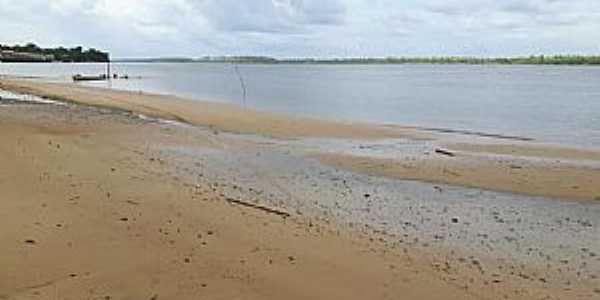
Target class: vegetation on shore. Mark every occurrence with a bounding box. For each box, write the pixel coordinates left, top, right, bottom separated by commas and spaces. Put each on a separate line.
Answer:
2, 42, 598, 65
0, 43, 109, 62
117, 55, 600, 65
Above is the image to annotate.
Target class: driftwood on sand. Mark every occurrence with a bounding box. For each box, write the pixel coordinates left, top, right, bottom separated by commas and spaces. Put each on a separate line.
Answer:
225, 198, 291, 218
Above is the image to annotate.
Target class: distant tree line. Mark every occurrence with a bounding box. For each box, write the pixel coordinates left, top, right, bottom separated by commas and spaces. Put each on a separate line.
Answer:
276, 55, 600, 65
117, 55, 600, 65
0, 43, 109, 62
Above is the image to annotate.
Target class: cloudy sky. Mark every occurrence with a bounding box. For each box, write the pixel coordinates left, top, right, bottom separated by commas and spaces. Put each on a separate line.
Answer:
1, 0, 599, 58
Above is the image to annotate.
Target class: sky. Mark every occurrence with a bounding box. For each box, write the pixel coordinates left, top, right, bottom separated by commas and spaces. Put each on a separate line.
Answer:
1, 0, 599, 58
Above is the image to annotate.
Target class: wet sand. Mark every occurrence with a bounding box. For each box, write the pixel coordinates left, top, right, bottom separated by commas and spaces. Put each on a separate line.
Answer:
447, 142, 600, 161
1, 79, 600, 299
317, 151, 600, 201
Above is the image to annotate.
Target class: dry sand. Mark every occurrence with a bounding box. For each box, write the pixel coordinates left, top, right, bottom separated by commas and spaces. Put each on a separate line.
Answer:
0, 103, 488, 300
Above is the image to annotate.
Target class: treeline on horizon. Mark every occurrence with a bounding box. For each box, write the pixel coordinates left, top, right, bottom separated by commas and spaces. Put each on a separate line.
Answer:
287, 55, 600, 65
0, 43, 109, 62
119, 55, 600, 65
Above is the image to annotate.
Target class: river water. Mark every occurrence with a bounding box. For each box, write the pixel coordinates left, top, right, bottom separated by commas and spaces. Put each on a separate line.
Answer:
2, 62, 599, 147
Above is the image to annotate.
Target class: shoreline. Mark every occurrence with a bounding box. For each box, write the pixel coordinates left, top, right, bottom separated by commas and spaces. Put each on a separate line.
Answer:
0, 77, 431, 140
1, 77, 599, 202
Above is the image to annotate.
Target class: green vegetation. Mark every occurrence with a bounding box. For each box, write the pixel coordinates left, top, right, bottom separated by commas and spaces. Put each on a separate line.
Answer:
0, 43, 109, 62
3, 43, 598, 65
366, 55, 600, 65
262, 55, 600, 65
118, 55, 600, 65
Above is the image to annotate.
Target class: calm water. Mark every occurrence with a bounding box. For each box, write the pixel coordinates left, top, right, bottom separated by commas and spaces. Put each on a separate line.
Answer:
1, 62, 599, 147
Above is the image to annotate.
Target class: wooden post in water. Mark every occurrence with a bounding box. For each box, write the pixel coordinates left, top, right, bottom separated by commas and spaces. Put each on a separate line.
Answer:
106, 54, 111, 80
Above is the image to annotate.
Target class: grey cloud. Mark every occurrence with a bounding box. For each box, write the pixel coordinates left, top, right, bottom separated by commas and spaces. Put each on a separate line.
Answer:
500, 1, 545, 14
423, 0, 593, 32
193, 0, 345, 34
380, 11, 426, 36
287, 0, 346, 25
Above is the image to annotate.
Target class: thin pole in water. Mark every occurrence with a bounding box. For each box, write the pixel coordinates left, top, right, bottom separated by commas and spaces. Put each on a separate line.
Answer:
234, 64, 247, 108
106, 55, 111, 80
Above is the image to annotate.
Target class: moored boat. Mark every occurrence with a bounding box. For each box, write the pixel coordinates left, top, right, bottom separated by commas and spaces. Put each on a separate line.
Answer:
72, 74, 107, 81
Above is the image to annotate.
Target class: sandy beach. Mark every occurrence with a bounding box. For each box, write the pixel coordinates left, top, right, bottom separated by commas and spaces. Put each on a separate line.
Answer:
1, 78, 599, 300
2, 78, 599, 201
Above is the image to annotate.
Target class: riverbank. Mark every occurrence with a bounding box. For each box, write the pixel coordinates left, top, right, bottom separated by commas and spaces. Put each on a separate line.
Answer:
0, 78, 428, 140
1, 82, 599, 299
1, 78, 599, 201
